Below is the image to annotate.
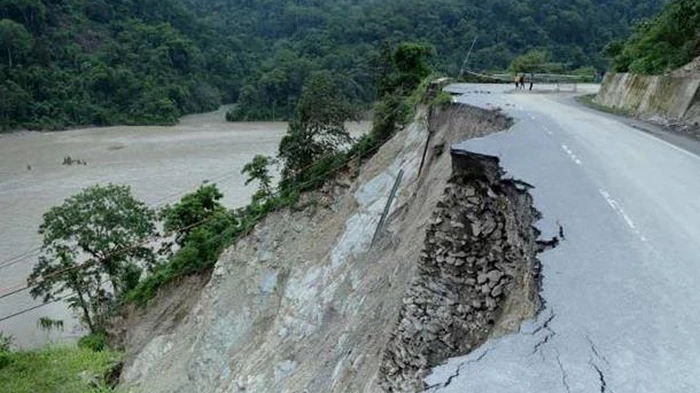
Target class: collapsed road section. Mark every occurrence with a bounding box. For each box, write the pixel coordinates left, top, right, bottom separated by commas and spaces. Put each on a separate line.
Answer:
380, 149, 546, 392
114, 97, 553, 393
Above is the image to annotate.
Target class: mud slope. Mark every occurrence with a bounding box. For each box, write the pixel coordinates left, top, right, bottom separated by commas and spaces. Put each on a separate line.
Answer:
117, 103, 541, 393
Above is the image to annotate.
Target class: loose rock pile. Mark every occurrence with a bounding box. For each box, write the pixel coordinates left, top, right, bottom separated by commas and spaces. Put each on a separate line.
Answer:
379, 152, 541, 392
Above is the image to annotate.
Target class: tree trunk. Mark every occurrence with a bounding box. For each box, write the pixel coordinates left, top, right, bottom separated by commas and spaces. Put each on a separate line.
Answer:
8, 47, 12, 68
75, 287, 95, 333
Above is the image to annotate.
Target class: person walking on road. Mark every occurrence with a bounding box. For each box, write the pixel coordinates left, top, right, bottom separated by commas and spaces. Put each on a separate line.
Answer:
529, 72, 534, 91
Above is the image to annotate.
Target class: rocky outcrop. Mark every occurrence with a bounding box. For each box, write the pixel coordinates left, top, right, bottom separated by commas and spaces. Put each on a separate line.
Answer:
117, 100, 540, 393
379, 150, 542, 392
595, 72, 700, 124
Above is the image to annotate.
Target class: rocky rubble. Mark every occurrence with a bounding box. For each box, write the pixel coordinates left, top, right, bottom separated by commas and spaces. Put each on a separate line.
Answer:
379, 150, 542, 392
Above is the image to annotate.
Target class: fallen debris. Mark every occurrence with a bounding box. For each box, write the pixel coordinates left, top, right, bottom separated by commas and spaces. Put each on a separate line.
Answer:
379, 149, 545, 392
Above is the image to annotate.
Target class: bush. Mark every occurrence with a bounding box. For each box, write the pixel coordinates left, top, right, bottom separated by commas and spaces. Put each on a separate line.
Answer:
0, 346, 120, 393
0, 333, 12, 369
78, 332, 108, 352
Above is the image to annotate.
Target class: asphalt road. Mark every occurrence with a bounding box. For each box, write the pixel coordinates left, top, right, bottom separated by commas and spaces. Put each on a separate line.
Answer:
426, 84, 700, 392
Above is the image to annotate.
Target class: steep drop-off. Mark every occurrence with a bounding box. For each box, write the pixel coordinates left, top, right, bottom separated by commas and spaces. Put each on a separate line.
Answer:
115, 102, 547, 393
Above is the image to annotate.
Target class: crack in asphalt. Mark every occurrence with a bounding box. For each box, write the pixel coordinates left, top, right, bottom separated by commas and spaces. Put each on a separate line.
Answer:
427, 349, 491, 391
530, 309, 556, 336
586, 335, 610, 366
530, 309, 557, 360
590, 361, 608, 393
555, 351, 572, 393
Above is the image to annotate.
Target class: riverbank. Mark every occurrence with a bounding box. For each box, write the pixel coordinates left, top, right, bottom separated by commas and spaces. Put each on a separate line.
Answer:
0, 107, 370, 348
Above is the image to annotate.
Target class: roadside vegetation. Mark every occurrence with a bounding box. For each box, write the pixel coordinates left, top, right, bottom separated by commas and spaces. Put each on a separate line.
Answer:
605, 0, 700, 74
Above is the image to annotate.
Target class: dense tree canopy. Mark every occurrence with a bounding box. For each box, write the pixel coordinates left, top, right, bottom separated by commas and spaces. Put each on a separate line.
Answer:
0, 0, 664, 130
606, 0, 700, 74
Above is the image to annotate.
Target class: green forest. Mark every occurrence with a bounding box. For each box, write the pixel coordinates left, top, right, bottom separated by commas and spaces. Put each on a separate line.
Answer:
0, 0, 664, 130
606, 0, 700, 74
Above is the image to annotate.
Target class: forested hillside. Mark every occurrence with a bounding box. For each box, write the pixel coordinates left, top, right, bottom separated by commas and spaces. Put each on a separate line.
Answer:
0, 0, 664, 130
606, 0, 700, 74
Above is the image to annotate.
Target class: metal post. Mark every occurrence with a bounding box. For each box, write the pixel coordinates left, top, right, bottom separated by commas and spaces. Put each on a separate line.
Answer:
371, 169, 404, 246
458, 36, 478, 80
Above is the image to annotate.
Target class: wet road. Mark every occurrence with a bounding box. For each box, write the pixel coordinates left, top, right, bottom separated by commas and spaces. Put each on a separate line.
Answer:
426, 84, 700, 392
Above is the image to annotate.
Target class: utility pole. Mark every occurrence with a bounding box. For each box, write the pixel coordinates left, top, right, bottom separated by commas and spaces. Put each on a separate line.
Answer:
458, 36, 478, 80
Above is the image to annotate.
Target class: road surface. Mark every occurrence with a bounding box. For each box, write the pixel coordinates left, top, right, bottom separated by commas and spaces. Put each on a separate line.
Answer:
426, 84, 700, 392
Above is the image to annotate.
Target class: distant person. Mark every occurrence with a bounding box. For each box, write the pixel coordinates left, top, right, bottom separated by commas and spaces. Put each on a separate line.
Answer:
529, 72, 534, 91
514, 75, 520, 89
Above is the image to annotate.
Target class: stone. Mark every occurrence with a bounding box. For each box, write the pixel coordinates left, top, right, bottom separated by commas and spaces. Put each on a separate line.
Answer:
491, 284, 504, 297
486, 269, 504, 284
471, 222, 481, 237
485, 297, 497, 310
451, 220, 465, 229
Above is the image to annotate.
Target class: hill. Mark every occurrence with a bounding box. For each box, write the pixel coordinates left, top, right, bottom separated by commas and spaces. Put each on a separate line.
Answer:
606, 0, 700, 74
0, 0, 664, 130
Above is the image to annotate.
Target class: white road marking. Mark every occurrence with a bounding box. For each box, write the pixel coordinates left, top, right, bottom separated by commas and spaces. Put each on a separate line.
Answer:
561, 144, 583, 165
599, 189, 648, 242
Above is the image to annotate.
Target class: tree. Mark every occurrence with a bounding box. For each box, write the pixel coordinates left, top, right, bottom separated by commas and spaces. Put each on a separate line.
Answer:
278, 72, 356, 178
509, 49, 551, 74
0, 18, 31, 67
392, 43, 433, 93
29, 184, 156, 332
242, 155, 275, 202
160, 184, 225, 246
607, 0, 700, 74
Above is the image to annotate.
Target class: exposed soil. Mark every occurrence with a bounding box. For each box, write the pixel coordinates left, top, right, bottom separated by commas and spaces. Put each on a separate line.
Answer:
115, 101, 545, 393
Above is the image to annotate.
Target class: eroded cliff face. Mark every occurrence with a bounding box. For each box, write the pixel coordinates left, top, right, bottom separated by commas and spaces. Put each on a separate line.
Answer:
380, 151, 542, 392
116, 103, 543, 393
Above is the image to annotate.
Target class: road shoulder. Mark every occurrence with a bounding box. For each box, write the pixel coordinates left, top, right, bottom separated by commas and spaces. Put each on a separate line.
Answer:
564, 94, 700, 158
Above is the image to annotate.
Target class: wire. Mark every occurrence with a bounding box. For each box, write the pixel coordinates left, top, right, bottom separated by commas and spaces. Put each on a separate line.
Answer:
0, 129, 394, 322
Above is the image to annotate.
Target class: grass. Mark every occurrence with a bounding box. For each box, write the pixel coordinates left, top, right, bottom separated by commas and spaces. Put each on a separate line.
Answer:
575, 94, 634, 116
0, 346, 121, 393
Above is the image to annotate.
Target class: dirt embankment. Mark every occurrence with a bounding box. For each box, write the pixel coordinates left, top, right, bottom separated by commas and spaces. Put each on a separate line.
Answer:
114, 101, 546, 393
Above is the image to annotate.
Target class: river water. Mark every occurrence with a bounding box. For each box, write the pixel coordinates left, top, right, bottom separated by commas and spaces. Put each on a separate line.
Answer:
0, 107, 369, 348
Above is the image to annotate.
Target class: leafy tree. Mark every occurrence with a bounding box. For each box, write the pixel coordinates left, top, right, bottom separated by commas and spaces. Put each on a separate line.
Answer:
28, 184, 156, 332
278, 72, 356, 178
509, 49, 551, 73
0, 18, 31, 67
608, 0, 700, 74
242, 155, 276, 202
392, 43, 434, 93
160, 184, 225, 246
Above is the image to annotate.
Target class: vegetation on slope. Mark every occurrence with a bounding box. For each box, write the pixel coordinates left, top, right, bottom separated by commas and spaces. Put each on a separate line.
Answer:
21, 44, 434, 350
125, 41, 436, 306
605, 0, 700, 74
0, 334, 120, 393
0, 0, 663, 130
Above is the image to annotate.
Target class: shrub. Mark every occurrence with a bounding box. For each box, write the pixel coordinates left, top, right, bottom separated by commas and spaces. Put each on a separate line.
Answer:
77, 332, 108, 352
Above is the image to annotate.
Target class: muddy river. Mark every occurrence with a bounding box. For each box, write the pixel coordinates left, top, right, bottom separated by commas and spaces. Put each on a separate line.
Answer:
0, 107, 369, 348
